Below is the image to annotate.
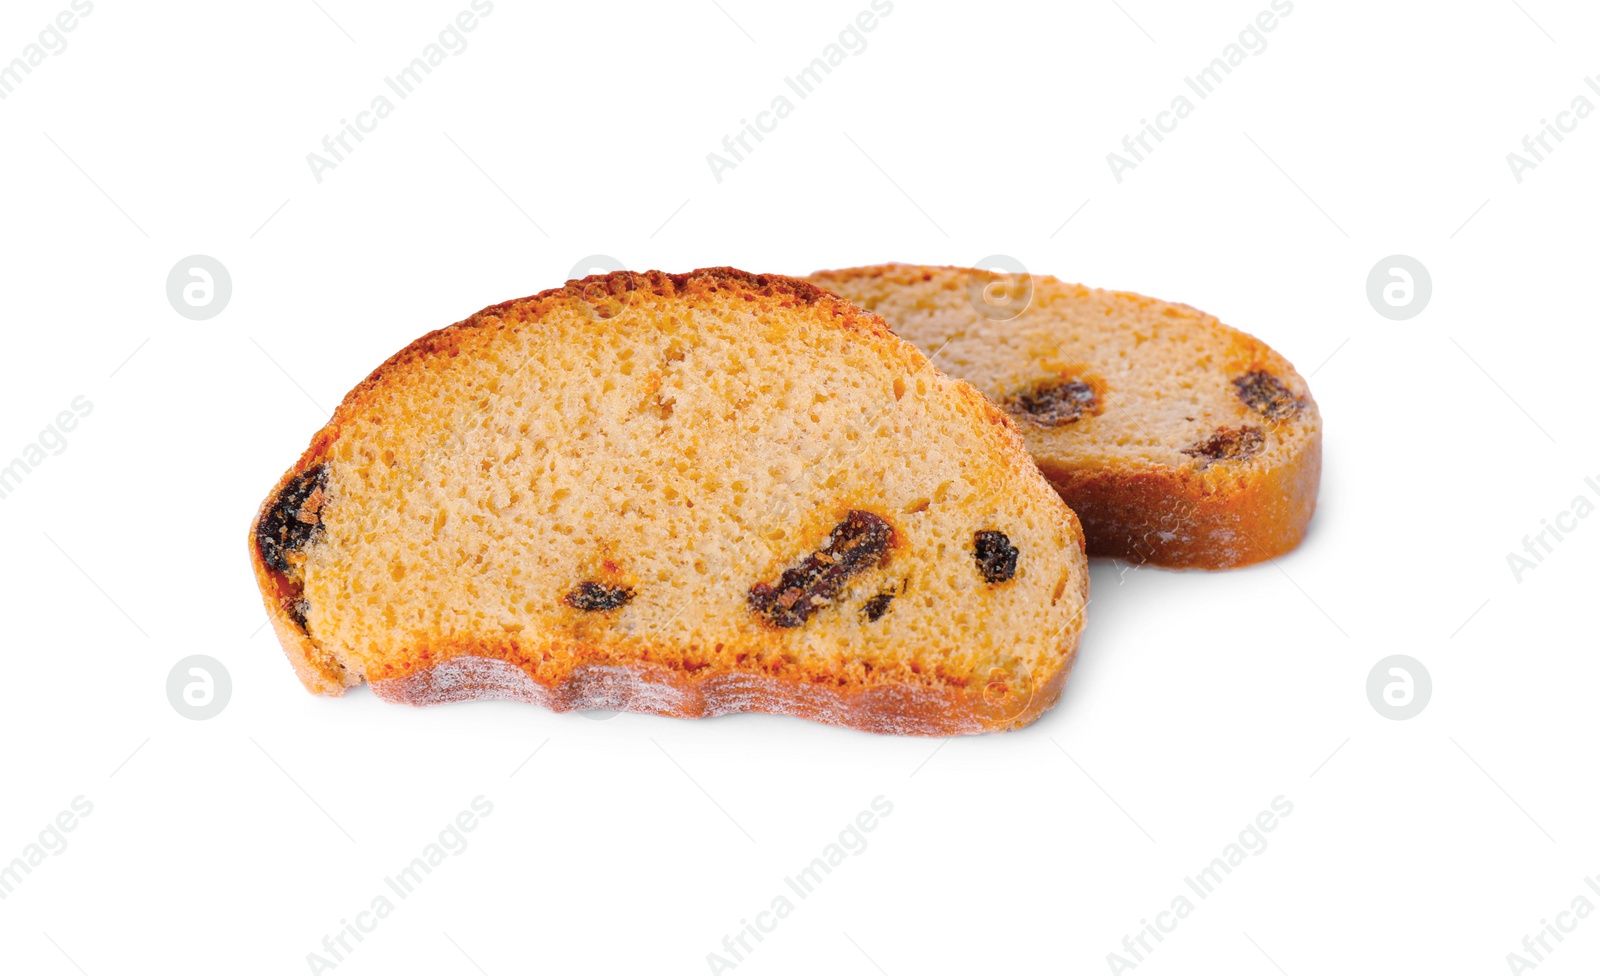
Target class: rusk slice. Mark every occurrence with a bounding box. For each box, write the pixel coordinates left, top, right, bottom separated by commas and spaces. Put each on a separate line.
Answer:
808, 265, 1321, 569
249, 269, 1089, 735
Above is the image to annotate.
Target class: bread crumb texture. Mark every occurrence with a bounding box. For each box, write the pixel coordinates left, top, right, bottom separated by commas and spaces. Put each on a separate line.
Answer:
808, 264, 1321, 569
250, 269, 1089, 735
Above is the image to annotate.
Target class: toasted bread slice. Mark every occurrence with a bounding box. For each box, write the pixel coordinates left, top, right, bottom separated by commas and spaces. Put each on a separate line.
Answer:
807, 265, 1321, 569
249, 269, 1089, 735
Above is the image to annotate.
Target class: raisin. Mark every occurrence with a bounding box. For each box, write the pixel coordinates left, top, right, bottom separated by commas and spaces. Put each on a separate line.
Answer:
287, 598, 311, 631
257, 464, 329, 575
861, 591, 895, 621
565, 581, 633, 611
1233, 371, 1303, 420
973, 530, 1019, 583
1183, 426, 1265, 466
748, 511, 893, 628
1009, 380, 1099, 426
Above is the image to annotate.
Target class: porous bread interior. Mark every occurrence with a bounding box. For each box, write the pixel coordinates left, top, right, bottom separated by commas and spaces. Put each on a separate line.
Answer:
808, 265, 1318, 493
297, 276, 1086, 697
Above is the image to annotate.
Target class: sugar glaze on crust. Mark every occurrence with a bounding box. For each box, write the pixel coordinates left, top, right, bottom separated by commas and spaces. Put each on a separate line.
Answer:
372, 651, 1072, 736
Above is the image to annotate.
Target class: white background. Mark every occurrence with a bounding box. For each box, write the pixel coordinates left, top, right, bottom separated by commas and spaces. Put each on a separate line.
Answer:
1, 0, 1596, 973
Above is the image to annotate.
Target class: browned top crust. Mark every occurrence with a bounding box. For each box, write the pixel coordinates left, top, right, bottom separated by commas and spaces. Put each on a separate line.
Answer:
529, 267, 831, 308
334, 269, 885, 435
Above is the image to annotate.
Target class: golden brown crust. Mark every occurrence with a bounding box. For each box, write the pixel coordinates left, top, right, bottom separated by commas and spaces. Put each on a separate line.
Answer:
336, 269, 874, 439
808, 264, 1321, 569
248, 268, 1088, 733
1035, 433, 1319, 567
